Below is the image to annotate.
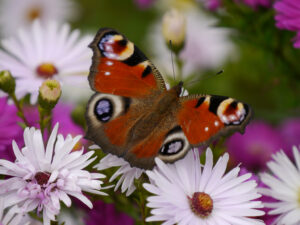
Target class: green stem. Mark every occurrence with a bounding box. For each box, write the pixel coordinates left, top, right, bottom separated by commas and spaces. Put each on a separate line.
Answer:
39, 107, 52, 135
10, 93, 29, 126
175, 53, 183, 81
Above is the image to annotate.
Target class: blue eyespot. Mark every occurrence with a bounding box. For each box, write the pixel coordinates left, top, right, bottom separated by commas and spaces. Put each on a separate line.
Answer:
94, 98, 113, 122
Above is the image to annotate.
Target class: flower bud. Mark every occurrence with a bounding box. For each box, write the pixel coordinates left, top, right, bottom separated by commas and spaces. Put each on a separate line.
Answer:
0, 70, 16, 94
162, 9, 186, 54
38, 79, 61, 110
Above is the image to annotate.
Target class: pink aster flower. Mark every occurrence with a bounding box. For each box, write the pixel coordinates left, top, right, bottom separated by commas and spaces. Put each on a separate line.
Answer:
0, 124, 106, 225
144, 148, 264, 224
259, 146, 300, 225
274, 0, 300, 48
226, 121, 285, 171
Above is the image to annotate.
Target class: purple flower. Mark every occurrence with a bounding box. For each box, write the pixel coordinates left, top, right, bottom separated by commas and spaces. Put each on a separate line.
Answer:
134, 0, 155, 9
239, 0, 271, 8
204, 0, 221, 10
0, 97, 22, 160
274, 0, 300, 48
226, 121, 284, 171
279, 118, 300, 155
84, 200, 134, 225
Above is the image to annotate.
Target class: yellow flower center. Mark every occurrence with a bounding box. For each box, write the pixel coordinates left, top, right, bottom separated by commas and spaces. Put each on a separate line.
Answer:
27, 7, 42, 21
36, 63, 58, 79
190, 192, 213, 218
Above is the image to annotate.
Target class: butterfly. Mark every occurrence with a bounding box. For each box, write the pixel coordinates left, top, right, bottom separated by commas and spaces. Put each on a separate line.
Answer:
85, 28, 252, 169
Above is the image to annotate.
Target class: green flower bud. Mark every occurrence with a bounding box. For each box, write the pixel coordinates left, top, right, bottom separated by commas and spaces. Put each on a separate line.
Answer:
162, 9, 186, 54
38, 79, 61, 110
0, 70, 16, 94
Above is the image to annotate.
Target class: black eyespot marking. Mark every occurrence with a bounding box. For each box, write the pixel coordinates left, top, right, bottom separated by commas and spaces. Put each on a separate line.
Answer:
166, 126, 182, 137
118, 39, 127, 46
122, 97, 131, 114
142, 65, 152, 78
122, 46, 147, 66
209, 96, 228, 114
160, 139, 184, 155
94, 98, 113, 122
195, 97, 206, 108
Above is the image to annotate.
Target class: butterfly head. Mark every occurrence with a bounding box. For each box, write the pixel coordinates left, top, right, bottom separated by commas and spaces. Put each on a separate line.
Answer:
171, 81, 184, 97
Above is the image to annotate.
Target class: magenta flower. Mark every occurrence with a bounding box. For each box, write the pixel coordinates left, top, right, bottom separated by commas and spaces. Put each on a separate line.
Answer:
274, 0, 300, 48
134, 0, 155, 9
226, 121, 284, 171
84, 200, 134, 225
280, 118, 300, 155
0, 97, 23, 160
204, 0, 221, 10
239, 0, 271, 8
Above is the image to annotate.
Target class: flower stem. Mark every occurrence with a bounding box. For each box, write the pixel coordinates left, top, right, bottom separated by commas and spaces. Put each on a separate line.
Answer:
38, 106, 52, 135
175, 53, 183, 81
10, 92, 29, 126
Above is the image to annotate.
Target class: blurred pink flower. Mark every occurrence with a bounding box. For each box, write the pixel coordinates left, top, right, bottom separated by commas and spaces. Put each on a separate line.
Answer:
239, 168, 277, 224
274, 0, 300, 48
134, 0, 156, 9
83, 200, 134, 225
280, 118, 300, 154
226, 121, 284, 171
0, 97, 22, 161
238, 0, 271, 8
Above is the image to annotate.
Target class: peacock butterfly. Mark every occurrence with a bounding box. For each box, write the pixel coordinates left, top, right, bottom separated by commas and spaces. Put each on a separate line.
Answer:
85, 28, 252, 169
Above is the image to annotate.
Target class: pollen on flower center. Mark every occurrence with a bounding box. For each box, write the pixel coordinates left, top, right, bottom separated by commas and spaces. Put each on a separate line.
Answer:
190, 192, 213, 218
27, 7, 42, 21
36, 63, 58, 79
35, 171, 51, 186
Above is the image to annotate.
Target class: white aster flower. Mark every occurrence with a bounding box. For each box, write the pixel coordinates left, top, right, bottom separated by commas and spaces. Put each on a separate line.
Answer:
144, 148, 264, 225
148, 9, 235, 79
0, 123, 106, 225
260, 146, 300, 225
0, 0, 78, 37
0, 20, 92, 104
92, 145, 144, 196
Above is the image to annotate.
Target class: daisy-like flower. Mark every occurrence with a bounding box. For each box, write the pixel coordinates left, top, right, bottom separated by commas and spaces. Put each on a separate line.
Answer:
92, 145, 144, 196
0, 20, 92, 104
144, 148, 264, 224
260, 146, 300, 225
0, 0, 78, 37
0, 124, 106, 225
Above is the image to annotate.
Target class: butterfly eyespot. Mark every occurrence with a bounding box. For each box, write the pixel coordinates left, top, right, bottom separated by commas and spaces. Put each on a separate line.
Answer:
160, 139, 184, 155
158, 127, 190, 162
94, 98, 113, 122
87, 93, 131, 126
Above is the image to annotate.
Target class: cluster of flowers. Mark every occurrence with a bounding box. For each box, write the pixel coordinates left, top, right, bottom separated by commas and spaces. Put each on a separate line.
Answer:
0, 0, 299, 224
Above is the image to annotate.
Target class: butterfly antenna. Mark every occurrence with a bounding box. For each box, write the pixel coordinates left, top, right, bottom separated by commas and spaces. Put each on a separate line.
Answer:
185, 70, 224, 87
169, 40, 176, 81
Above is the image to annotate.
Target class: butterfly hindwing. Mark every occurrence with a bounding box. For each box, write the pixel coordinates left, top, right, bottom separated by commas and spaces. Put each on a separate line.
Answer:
178, 94, 252, 147
88, 28, 166, 97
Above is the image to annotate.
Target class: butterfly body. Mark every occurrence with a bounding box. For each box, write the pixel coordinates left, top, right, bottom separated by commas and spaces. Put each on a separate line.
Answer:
85, 28, 252, 169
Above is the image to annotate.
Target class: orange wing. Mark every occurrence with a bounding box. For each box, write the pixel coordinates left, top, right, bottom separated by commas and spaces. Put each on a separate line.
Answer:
178, 95, 252, 146
88, 28, 166, 98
